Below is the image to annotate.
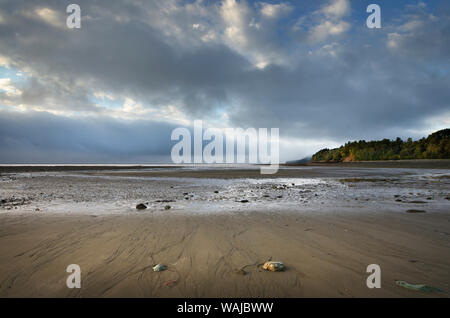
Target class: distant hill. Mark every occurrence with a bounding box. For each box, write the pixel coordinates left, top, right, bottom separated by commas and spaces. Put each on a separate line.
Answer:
285, 156, 312, 165
312, 129, 450, 162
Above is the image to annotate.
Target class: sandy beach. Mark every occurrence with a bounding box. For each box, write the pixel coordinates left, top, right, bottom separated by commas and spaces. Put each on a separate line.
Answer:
0, 163, 449, 297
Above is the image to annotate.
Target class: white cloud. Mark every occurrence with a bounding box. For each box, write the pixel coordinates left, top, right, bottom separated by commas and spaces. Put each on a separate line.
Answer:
321, 0, 350, 19
309, 20, 350, 42
260, 3, 292, 19
0, 55, 10, 67
0, 78, 22, 97
33, 7, 64, 28
303, 0, 351, 43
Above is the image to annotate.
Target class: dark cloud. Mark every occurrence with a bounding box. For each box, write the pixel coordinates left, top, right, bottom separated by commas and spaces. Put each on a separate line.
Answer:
0, 0, 448, 162
0, 110, 176, 163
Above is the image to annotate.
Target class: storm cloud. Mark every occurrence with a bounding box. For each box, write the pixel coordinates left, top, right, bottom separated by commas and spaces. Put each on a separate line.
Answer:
0, 0, 449, 163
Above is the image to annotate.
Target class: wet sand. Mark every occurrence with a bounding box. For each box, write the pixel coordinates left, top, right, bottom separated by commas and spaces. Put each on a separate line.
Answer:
0, 165, 449, 297
0, 211, 449, 297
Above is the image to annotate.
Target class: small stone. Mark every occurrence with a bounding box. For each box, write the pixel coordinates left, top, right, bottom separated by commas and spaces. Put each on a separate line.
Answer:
136, 203, 147, 210
214, 191, 219, 194
240, 200, 249, 203
406, 209, 426, 213
262, 261, 286, 272
164, 205, 171, 210
153, 264, 167, 272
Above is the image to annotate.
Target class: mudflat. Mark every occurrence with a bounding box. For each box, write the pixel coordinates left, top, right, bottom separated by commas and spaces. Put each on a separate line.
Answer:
0, 165, 449, 297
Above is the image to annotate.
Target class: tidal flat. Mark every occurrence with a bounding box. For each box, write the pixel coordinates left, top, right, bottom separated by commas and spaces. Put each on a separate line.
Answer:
0, 163, 449, 297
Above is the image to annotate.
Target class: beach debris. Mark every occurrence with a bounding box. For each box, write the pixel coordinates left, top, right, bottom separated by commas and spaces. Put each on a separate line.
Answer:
262, 194, 270, 198
234, 268, 248, 275
136, 203, 147, 210
395, 280, 442, 293
163, 279, 178, 287
164, 205, 171, 210
406, 209, 426, 213
153, 264, 167, 272
395, 199, 402, 202
214, 190, 219, 193
240, 199, 249, 203
155, 199, 175, 203
35, 208, 40, 212
262, 261, 286, 272
408, 200, 427, 204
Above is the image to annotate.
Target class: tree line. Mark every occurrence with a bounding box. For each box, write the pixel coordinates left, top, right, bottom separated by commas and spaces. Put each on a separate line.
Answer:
312, 129, 450, 162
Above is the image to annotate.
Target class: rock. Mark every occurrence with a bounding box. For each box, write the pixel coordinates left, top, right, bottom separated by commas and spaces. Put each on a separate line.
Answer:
406, 209, 426, 213
262, 261, 286, 272
153, 264, 167, 272
164, 205, 171, 210
240, 199, 249, 203
183, 192, 189, 196
277, 195, 283, 199
35, 208, 40, 211
214, 191, 219, 194
136, 203, 147, 210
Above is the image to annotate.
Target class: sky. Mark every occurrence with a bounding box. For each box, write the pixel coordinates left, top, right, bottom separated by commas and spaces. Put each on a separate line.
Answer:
0, 0, 449, 163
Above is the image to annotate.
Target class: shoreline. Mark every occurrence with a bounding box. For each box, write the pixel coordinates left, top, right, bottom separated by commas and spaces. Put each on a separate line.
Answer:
1, 159, 449, 174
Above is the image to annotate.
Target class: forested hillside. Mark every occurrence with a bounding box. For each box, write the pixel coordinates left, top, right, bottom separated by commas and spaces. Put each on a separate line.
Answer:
312, 129, 450, 162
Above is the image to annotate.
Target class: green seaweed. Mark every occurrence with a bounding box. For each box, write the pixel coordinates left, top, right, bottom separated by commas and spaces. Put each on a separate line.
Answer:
395, 280, 442, 293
